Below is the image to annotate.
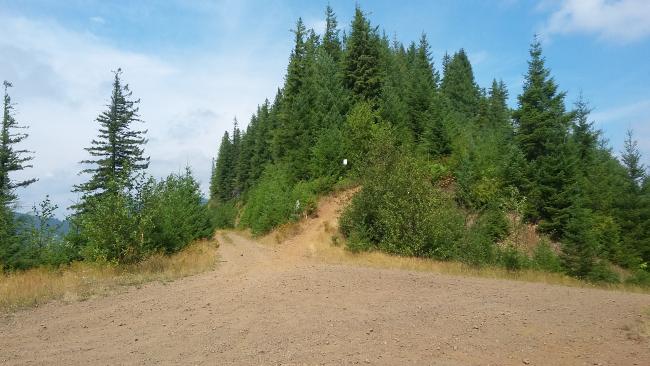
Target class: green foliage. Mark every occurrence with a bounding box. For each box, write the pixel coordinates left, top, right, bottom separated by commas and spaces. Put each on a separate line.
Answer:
197, 6, 649, 284
513, 38, 577, 240
210, 201, 238, 229
458, 228, 497, 267
340, 152, 465, 259
240, 164, 323, 235
310, 127, 347, 179
77, 181, 144, 264
476, 207, 510, 242
532, 240, 562, 272
343, 6, 384, 103
75, 169, 210, 263
73, 70, 148, 212
141, 169, 212, 254
498, 245, 531, 271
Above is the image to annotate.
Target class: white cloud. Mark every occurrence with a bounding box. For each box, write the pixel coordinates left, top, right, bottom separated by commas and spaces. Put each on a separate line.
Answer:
591, 98, 650, 163
0, 13, 286, 216
89, 16, 105, 24
306, 19, 327, 35
542, 0, 650, 43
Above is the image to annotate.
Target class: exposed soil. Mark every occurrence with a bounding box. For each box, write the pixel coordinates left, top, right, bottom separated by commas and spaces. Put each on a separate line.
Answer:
1, 192, 649, 365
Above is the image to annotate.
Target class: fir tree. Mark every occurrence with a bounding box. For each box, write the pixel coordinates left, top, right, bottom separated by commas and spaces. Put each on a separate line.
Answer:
322, 5, 342, 62
571, 95, 599, 166
343, 6, 383, 104
73, 69, 149, 210
486, 79, 510, 131
440, 49, 480, 118
513, 38, 576, 238
616, 129, 648, 265
621, 129, 645, 190
211, 131, 234, 202
0, 81, 36, 269
0, 81, 36, 207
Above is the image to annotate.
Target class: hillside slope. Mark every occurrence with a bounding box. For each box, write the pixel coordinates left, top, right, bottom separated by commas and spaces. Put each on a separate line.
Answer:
1, 191, 649, 365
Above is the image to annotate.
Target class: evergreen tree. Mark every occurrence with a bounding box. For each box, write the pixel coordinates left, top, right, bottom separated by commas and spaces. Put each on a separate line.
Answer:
621, 129, 645, 190
322, 5, 342, 62
343, 6, 383, 104
249, 100, 273, 183
440, 49, 480, 118
616, 130, 648, 265
571, 95, 599, 167
0, 81, 36, 269
210, 131, 233, 202
0, 81, 36, 207
73, 69, 149, 210
486, 79, 511, 132
513, 38, 576, 238
272, 19, 317, 180
379, 39, 410, 145
405, 34, 438, 142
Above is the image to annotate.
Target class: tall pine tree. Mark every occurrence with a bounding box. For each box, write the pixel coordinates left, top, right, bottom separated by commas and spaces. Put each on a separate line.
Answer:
513, 38, 577, 238
343, 6, 383, 104
0, 81, 36, 269
73, 69, 149, 210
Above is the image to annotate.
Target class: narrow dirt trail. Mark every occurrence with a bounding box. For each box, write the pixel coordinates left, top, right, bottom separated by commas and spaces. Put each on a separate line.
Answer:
1, 192, 649, 365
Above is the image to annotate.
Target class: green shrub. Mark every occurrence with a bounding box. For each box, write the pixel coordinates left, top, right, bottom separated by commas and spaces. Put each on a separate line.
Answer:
498, 245, 531, 271
141, 169, 212, 254
340, 152, 465, 259
459, 228, 497, 267
475, 207, 510, 242
240, 164, 325, 235
210, 201, 238, 229
625, 268, 650, 286
532, 240, 562, 272
78, 188, 143, 264
585, 260, 620, 284
240, 165, 294, 235
310, 127, 348, 179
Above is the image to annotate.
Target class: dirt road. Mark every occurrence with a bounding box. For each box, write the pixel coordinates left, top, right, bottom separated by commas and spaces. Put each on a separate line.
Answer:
1, 194, 649, 365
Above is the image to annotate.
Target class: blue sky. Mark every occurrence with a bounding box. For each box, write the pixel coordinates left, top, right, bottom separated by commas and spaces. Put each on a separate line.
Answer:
0, 0, 649, 217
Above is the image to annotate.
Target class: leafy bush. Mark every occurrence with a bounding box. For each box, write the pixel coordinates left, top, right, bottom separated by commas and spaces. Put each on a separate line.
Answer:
585, 260, 620, 284
625, 268, 650, 286
340, 152, 466, 259
240, 165, 294, 235
210, 201, 238, 229
475, 207, 510, 242
74, 169, 211, 264
532, 240, 562, 272
310, 127, 348, 179
458, 228, 497, 267
240, 164, 324, 235
498, 245, 531, 271
78, 187, 143, 264
141, 169, 212, 254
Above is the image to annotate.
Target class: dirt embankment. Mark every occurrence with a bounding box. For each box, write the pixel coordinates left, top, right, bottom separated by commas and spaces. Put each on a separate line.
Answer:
1, 190, 649, 365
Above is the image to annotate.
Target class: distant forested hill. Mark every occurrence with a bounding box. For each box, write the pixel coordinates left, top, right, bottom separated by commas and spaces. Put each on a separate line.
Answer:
14, 212, 70, 235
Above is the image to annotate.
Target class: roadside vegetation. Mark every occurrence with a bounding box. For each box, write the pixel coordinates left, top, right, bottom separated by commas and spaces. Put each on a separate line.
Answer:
0, 240, 219, 312
1, 72, 216, 308
209, 5, 650, 287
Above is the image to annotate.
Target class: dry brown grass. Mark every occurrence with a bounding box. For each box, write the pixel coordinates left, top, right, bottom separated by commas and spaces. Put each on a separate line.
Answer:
309, 241, 650, 294
0, 239, 220, 313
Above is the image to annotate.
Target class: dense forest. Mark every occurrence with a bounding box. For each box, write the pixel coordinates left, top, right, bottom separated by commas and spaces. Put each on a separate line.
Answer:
210, 6, 650, 284
0, 71, 212, 270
